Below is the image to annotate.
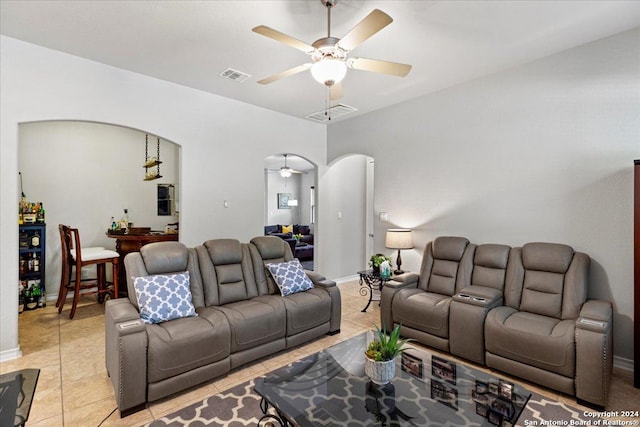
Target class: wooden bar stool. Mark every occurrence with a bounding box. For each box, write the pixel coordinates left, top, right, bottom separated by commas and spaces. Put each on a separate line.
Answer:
56, 224, 119, 319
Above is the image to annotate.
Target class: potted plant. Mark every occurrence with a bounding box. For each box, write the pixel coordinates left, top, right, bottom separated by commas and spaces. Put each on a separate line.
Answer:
369, 254, 392, 274
364, 323, 413, 385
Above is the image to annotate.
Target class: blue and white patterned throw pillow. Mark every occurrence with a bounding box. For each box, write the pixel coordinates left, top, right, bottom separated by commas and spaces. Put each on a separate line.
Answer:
133, 271, 197, 324
266, 259, 314, 297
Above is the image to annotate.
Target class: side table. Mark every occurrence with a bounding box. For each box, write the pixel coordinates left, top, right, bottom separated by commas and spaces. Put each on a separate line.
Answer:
357, 269, 394, 312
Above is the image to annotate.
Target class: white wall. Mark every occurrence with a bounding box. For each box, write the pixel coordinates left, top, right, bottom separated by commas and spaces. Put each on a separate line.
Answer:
318, 155, 369, 279
327, 28, 640, 361
0, 36, 326, 359
18, 121, 180, 301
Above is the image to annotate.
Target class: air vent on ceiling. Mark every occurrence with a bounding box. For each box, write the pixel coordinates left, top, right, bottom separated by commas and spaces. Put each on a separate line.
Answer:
305, 104, 358, 123
219, 68, 251, 83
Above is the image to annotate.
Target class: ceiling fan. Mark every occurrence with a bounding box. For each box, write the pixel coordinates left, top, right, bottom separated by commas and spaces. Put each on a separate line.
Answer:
252, 0, 412, 100
267, 154, 308, 178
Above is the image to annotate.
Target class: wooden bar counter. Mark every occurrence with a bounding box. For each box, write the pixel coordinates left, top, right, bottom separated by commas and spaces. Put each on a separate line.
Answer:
106, 231, 178, 296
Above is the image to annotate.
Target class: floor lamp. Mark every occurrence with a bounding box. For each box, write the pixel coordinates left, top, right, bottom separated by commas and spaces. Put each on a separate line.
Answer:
385, 229, 413, 275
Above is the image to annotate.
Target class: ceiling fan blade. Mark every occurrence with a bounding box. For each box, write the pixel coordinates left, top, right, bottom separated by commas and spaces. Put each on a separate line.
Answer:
257, 63, 312, 85
252, 25, 316, 54
337, 9, 393, 52
348, 57, 412, 77
330, 82, 343, 100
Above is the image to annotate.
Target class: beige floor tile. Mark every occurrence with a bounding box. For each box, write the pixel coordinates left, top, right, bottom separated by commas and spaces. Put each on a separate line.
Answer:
26, 384, 63, 425
27, 414, 64, 427
62, 397, 122, 427
61, 372, 115, 412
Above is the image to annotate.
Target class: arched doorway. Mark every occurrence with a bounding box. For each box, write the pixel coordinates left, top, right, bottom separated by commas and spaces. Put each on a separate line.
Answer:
264, 153, 316, 269
18, 120, 181, 303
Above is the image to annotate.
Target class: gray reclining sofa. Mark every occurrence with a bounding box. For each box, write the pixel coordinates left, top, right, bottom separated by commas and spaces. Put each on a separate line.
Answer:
381, 236, 613, 409
105, 236, 341, 416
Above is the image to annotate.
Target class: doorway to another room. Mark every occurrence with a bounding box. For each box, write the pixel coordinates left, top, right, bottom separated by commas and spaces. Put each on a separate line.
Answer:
264, 154, 316, 270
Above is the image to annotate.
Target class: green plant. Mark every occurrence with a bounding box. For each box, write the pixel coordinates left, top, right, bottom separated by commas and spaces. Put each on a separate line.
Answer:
364, 323, 413, 362
369, 253, 391, 268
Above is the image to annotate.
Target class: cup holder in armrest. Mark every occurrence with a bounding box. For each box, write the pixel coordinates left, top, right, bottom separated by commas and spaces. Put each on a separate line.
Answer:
453, 291, 500, 308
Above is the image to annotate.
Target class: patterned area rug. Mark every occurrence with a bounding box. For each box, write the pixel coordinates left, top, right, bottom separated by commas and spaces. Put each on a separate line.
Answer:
145, 378, 590, 427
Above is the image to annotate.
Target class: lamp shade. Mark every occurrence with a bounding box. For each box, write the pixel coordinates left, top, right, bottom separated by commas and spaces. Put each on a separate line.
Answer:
385, 229, 413, 249
311, 58, 347, 86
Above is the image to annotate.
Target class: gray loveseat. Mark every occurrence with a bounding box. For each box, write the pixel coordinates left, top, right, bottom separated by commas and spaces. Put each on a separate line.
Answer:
381, 236, 613, 409
105, 236, 340, 416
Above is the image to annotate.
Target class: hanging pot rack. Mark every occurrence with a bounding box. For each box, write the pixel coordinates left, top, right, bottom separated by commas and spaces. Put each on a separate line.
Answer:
143, 134, 163, 181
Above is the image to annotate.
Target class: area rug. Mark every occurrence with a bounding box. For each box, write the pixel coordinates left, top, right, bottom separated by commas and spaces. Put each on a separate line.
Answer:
145, 378, 590, 427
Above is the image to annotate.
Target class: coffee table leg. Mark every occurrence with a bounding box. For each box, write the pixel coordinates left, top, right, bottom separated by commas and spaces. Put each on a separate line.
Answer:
259, 397, 290, 427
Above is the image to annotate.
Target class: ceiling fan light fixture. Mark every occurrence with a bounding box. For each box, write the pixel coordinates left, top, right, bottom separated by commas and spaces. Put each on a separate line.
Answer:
311, 58, 347, 86
280, 167, 292, 178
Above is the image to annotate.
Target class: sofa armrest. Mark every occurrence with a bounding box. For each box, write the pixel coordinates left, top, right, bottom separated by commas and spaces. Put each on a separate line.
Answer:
575, 299, 613, 408
453, 286, 503, 309
577, 300, 612, 332
313, 279, 341, 333
105, 299, 148, 416
380, 277, 419, 332
305, 270, 326, 284
388, 272, 419, 286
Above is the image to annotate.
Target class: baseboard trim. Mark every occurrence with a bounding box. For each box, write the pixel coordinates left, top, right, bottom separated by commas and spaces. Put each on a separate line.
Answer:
613, 355, 633, 372
0, 346, 22, 362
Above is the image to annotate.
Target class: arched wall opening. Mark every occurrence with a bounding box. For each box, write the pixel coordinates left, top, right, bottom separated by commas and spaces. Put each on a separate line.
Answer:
264, 153, 317, 269
18, 120, 181, 312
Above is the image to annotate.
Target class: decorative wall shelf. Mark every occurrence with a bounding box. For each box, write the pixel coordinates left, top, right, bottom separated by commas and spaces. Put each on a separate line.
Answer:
143, 134, 162, 181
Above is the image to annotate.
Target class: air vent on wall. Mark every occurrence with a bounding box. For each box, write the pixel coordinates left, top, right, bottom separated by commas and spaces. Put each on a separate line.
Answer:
220, 68, 251, 83
305, 104, 358, 123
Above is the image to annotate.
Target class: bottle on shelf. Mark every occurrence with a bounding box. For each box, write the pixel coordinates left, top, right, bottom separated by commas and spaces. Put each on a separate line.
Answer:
33, 253, 40, 272
31, 231, 40, 248
120, 209, 129, 231
110, 216, 117, 231
37, 202, 45, 224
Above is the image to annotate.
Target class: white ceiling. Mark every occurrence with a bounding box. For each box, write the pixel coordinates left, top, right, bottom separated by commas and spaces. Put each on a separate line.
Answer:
2, 1, 640, 123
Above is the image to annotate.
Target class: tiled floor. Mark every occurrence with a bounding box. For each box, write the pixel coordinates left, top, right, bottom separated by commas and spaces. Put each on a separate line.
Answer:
1, 281, 638, 426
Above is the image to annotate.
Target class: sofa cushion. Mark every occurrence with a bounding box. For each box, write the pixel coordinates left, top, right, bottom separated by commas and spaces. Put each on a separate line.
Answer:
214, 296, 286, 353
392, 288, 451, 339
264, 225, 279, 235
522, 243, 574, 274
298, 225, 310, 235
140, 241, 189, 275
266, 259, 314, 296
432, 236, 470, 261
146, 306, 230, 383
281, 288, 331, 336
133, 272, 197, 324
281, 224, 293, 234
485, 306, 576, 378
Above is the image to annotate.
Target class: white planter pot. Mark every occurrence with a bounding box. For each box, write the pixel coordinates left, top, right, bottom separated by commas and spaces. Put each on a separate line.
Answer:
364, 357, 396, 385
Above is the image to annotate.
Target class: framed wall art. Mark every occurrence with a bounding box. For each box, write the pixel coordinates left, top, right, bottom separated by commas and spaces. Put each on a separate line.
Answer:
277, 193, 291, 209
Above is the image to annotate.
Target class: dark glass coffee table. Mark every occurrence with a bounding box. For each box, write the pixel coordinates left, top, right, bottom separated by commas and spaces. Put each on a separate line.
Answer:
254, 333, 530, 426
